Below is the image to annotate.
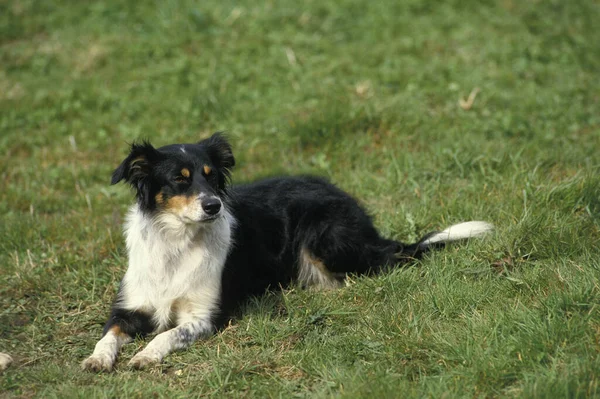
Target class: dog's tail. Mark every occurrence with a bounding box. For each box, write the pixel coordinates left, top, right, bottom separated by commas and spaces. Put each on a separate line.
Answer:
396, 221, 494, 260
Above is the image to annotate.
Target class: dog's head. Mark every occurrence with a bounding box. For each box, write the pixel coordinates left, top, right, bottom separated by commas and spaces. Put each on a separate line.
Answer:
111, 133, 235, 224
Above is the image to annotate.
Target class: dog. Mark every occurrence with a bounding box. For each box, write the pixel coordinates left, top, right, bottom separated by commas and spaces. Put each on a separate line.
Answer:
81, 133, 492, 371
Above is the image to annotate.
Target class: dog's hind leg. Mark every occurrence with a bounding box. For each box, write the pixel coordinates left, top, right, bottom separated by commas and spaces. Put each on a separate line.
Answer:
297, 247, 345, 289
295, 202, 398, 285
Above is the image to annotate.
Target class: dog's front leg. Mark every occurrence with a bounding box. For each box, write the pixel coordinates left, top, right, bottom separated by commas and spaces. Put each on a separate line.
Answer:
81, 325, 133, 372
82, 304, 155, 372
128, 318, 214, 369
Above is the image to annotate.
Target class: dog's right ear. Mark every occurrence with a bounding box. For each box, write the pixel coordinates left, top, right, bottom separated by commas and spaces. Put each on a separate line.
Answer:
111, 141, 161, 186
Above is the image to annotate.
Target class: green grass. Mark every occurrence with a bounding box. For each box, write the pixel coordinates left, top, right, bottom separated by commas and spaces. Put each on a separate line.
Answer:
1, 0, 600, 397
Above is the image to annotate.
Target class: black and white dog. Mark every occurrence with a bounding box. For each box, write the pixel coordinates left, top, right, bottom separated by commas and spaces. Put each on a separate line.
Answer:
82, 133, 492, 371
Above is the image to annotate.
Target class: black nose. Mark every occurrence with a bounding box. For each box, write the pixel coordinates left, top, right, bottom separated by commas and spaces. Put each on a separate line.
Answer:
202, 198, 221, 215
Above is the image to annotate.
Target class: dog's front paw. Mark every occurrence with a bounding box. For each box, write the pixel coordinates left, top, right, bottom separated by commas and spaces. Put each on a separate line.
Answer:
81, 354, 114, 372
128, 351, 162, 369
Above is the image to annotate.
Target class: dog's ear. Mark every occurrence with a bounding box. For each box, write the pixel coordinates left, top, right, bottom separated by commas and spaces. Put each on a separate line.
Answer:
201, 132, 235, 170
200, 133, 235, 191
111, 141, 161, 187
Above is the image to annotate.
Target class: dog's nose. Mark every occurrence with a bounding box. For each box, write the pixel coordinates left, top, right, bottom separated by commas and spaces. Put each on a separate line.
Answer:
201, 198, 221, 215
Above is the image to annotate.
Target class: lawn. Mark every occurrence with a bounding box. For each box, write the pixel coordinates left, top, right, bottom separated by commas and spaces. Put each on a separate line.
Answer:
1, 0, 599, 397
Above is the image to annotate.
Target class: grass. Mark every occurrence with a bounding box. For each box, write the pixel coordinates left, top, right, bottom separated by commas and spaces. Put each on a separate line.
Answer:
1, 0, 599, 397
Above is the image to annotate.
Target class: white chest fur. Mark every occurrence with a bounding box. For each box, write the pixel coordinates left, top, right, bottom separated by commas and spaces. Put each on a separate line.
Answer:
119, 205, 234, 332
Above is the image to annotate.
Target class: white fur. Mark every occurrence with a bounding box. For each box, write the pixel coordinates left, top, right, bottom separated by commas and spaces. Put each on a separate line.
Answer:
81, 329, 132, 371
419, 221, 493, 247
122, 203, 234, 332
82, 202, 234, 371
128, 319, 212, 368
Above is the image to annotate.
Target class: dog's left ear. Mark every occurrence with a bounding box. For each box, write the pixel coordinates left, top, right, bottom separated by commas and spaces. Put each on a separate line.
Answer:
200, 133, 235, 192
202, 132, 235, 170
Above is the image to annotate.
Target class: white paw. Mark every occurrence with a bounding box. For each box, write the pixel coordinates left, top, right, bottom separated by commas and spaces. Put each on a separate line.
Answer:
128, 351, 162, 369
81, 353, 114, 372
0, 353, 13, 372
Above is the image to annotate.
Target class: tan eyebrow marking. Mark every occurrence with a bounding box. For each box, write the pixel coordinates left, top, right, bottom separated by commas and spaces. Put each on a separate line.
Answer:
203, 165, 212, 175
181, 168, 190, 178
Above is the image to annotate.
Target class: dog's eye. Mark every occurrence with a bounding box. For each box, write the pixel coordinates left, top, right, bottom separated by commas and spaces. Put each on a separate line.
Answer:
174, 176, 188, 183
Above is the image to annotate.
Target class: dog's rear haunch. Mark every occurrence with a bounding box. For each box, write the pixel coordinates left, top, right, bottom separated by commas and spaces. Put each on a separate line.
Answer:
82, 133, 493, 372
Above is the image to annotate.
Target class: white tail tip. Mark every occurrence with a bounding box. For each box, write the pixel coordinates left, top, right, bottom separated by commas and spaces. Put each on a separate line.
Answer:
419, 221, 494, 247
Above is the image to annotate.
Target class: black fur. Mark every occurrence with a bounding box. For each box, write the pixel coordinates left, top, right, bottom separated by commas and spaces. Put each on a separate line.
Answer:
103, 287, 156, 337
218, 176, 421, 319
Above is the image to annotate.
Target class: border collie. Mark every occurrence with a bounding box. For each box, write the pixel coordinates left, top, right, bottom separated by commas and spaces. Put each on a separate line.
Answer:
82, 133, 492, 371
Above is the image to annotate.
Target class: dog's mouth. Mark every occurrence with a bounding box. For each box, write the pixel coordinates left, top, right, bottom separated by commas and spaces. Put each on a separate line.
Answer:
199, 215, 220, 223
178, 214, 220, 225
188, 213, 221, 224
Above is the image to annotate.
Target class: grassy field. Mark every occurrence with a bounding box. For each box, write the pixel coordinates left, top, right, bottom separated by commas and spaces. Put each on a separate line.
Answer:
1, 0, 600, 397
